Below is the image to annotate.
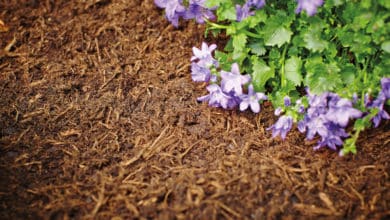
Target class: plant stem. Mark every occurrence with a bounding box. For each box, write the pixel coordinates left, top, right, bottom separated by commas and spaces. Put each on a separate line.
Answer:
205, 20, 263, 38
205, 20, 229, 29
280, 44, 288, 88
360, 58, 369, 108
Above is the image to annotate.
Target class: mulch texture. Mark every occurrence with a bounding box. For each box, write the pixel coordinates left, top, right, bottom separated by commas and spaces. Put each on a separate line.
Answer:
0, 0, 389, 219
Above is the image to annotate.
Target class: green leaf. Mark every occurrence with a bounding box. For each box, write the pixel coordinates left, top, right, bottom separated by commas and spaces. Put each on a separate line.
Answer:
304, 58, 341, 94
232, 49, 249, 63
247, 10, 267, 28
303, 27, 329, 52
378, 0, 390, 9
249, 42, 266, 56
361, 0, 372, 8
381, 41, 390, 53
217, 3, 236, 21
215, 51, 233, 70
205, 0, 224, 8
251, 57, 275, 92
265, 27, 292, 48
342, 138, 357, 155
232, 33, 247, 52
352, 12, 373, 30
285, 56, 302, 86
340, 64, 356, 85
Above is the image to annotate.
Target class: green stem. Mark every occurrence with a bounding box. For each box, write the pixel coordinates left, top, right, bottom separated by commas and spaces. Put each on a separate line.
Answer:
280, 44, 288, 88
360, 58, 369, 108
205, 20, 263, 38
205, 20, 229, 29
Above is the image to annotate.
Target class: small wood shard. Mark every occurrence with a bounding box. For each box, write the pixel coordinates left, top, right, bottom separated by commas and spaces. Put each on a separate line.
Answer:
0, 19, 9, 32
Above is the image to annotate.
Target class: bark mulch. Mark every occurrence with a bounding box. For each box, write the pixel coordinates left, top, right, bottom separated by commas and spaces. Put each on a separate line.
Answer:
0, 0, 389, 219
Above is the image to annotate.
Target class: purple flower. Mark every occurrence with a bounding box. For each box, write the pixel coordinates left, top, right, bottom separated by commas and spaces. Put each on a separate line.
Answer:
381, 77, 390, 99
155, 0, 186, 27
296, 99, 305, 114
275, 107, 283, 116
297, 119, 307, 133
295, 0, 323, 16
315, 134, 344, 151
306, 92, 328, 117
367, 93, 390, 127
314, 123, 349, 150
284, 96, 291, 107
325, 98, 362, 127
236, 4, 254, 22
184, 0, 215, 24
239, 84, 267, 113
191, 62, 212, 82
298, 105, 305, 114
191, 42, 218, 67
268, 115, 293, 140
197, 84, 238, 109
220, 63, 251, 95
247, 0, 266, 9
305, 114, 328, 140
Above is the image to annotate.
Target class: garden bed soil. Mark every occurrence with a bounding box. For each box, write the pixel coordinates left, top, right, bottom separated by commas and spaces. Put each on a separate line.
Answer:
0, 0, 389, 219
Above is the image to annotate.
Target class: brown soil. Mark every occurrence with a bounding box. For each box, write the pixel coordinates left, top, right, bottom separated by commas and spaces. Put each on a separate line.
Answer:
0, 0, 389, 219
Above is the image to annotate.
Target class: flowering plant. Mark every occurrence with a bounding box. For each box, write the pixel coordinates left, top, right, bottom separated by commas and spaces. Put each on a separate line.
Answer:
155, 0, 390, 155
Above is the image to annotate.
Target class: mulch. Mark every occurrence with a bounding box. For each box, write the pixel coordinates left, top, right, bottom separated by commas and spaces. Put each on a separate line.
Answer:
0, 0, 389, 219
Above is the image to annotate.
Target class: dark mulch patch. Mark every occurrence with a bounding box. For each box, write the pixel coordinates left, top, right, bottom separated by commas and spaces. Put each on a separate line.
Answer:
0, 0, 389, 219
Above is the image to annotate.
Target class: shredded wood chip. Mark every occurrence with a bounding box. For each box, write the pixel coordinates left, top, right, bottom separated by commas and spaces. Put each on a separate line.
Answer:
0, 19, 9, 32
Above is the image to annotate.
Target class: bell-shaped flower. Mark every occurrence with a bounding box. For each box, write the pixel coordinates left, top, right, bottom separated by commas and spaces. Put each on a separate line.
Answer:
247, 0, 266, 9
381, 77, 390, 99
267, 115, 293, 140
191, 42, 218, 67
325, 98, 362, 127
155, 0, 186, 27
239, 84, 267, 113
184, 0, 215, 24
197, 84, 238, 109
220, 63, 251, 95
295, 0, 323, 16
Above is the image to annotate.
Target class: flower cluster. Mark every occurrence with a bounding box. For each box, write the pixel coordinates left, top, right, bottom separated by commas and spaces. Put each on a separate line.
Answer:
270, 79, 390, 152
365, 78, 390, 127
155, 0, 324, 27
235, 0, 324, 21
297, 92, 362, 151
156, 0, 390, 155
154, 0, 215, 27
192, 43, 267, 113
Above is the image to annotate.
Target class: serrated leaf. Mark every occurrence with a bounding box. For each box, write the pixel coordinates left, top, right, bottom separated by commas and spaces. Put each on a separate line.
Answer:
304, 60, 341, 94
269, 48, 281, 61
217, 4, 236, 21
352, 12, 373, 30
232, 33, 247, 52
265, 27, 292, 48
285, 56, 302, 86
247, 10, 267, 28
215, 51, 233, 70
251, 57, 274, 92
232, 49, 249, 63
303, 29, 328, 52
249, 42, 266, 56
